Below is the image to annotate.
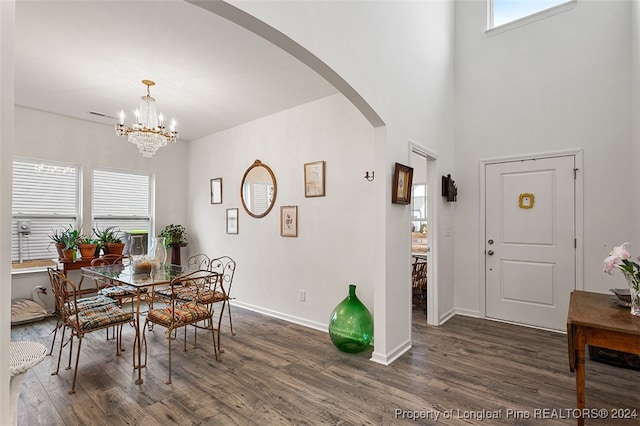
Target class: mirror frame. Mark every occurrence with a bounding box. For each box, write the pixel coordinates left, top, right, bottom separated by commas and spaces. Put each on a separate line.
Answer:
240, 159, 277, 218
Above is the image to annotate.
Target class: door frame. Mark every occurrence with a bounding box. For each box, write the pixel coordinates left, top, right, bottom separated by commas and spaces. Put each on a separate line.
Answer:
478, 149, 584, 323
409, 140, 439, 325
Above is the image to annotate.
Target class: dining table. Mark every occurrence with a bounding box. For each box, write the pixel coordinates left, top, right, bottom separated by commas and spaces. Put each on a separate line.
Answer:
81, 262, 193, 385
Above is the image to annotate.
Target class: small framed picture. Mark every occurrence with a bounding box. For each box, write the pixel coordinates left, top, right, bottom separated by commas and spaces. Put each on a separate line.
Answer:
304, 161, 325, 197
392, 162, 414, 204
280, 205, 298, 237
210, 178, 222, 204
226, 208, 238, 234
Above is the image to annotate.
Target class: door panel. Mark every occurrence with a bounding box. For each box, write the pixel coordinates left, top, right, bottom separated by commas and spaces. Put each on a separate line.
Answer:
485, 156, 575, 330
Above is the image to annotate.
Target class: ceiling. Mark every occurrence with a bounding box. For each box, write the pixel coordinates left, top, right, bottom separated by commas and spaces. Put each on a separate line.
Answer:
14, 0, 338, 142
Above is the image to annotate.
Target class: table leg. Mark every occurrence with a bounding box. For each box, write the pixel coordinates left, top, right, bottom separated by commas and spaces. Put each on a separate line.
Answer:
134, 288, 144, 385
574, 326, 586, 426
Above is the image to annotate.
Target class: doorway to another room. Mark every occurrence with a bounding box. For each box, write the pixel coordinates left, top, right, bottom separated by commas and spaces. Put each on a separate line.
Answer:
410, 145, 438, 325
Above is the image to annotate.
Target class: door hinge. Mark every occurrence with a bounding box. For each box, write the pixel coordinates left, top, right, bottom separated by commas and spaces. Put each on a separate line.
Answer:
575, 238, 577, 248
573, 168, 579, 179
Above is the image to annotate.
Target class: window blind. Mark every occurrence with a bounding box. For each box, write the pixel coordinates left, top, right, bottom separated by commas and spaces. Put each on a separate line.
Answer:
11, 159, 79, 262
92, 169, 151, 235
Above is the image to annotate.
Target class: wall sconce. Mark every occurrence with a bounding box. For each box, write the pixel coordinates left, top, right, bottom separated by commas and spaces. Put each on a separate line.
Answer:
364, 171, 375, 181
442, 174, 457, 202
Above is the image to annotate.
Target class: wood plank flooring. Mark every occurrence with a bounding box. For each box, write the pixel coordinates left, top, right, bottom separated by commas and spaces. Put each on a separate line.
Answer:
11, 307, 640, 425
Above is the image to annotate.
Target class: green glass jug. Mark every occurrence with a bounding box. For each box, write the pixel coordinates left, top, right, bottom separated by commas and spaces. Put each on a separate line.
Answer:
329, 284, 373, 353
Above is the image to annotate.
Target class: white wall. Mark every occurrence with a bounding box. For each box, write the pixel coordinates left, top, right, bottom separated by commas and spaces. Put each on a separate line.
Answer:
11, 106, 189, 310
224, 0, 456, 364
455, 0, 633, 315
0, 0, 14, 413
633, 0, 640, 244
188, 94, 376, 329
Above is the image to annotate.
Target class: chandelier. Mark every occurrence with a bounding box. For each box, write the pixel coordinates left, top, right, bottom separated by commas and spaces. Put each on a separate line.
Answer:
115, 80, 178, 158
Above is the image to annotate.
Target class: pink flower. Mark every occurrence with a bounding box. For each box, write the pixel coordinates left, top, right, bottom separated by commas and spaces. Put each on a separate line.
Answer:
603, 242, 636, 274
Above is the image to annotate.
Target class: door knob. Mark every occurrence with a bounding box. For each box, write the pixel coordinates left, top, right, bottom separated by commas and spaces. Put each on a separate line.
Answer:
487, 250, 494, 256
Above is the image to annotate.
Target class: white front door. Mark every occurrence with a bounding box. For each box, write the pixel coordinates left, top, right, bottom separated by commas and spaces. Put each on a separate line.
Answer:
485, 155, 575, 331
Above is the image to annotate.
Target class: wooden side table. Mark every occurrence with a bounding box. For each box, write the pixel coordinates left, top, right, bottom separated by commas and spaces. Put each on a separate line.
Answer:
567, 290, 640, 425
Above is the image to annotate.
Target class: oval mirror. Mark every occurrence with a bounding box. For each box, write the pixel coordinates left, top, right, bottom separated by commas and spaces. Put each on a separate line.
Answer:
240, 160, 277, 218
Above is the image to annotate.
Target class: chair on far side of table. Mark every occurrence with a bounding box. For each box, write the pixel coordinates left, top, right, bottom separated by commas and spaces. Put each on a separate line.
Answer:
209, 256, 237, 336
187, 253, 211, 270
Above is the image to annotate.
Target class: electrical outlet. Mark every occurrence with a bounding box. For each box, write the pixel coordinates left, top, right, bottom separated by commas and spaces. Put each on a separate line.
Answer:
299, 290, 306, 302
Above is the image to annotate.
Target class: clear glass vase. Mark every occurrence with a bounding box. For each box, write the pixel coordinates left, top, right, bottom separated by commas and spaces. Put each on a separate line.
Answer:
148, 237, 166, 266
129, 235, 146, 259
328, 284, 373, 353
624, 272, 640, 316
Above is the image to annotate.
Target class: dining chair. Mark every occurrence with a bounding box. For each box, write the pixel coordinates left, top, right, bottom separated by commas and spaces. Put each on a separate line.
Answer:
91, 255, 142, 305
46, 268, 117, 357
49, 269, 137, 394
187, 253, 211, 270
209, 256, 237, 336
412, 258, 428, 315
142, 269, 220, 384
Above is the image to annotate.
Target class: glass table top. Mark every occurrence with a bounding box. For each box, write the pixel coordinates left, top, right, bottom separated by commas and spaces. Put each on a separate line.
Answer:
82, 263, 192, 288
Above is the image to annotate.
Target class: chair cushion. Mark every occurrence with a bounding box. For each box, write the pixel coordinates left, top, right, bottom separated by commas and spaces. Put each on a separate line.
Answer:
99, 285, 146, 298
75, 294, 117, 311
162, 287, 226, 304
175, 288, 215, 304
62, 294, 117, 317
147, 303, 210, 326
69, 304, 134, 331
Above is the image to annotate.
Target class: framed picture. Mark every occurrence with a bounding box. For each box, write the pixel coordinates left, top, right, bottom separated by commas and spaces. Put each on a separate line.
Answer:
226, 208, 238, 234
392, 162, 414, 204
210, 178, 222, 204
304, 161, 325, 197
280, 205, 298, 237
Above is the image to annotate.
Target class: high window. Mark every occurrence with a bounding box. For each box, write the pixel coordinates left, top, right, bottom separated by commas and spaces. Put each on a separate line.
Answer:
11, 159, 79, 266
489, 0, 574, 29
92, 169, 152, 236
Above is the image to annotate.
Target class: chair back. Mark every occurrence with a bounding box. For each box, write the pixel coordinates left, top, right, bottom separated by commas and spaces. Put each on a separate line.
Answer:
167, 269, 221, 314
91, 254, 130, 266
47, 267, 64, 315
187, 253, 211, 271
48, 268, 79, 323
210, 256, 236, 298
412, 259, 428, 289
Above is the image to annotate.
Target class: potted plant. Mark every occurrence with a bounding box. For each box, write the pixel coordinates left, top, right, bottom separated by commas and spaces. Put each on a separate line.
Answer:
77, 236, 97, 260
48, 226, 70, 260
159, 224, 187, 265
93, 226, 125, 255
48, 224, 81, 261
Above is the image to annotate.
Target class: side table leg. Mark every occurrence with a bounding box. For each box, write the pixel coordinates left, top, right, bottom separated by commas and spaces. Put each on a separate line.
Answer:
574, 327, 586, 426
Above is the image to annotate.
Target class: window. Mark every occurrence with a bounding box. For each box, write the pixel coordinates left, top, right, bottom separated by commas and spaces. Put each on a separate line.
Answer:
92, 169, 152, 239
411, 183, 428, 254
11, 159, 79, 266
489, 0, 574, 29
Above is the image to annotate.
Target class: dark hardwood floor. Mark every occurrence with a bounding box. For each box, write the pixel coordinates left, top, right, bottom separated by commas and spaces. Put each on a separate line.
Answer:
11, 306, 640, 425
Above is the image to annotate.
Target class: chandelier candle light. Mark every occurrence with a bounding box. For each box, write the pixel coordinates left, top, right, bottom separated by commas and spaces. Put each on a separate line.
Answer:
115, 80, 178, 158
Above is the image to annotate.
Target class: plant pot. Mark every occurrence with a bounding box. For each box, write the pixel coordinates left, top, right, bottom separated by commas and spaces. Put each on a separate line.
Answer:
61, 247, 74, 261
105, 242, 125, 256
168, 242, 187, 265
78, 243, 97, 260
54, 242, 66, 260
